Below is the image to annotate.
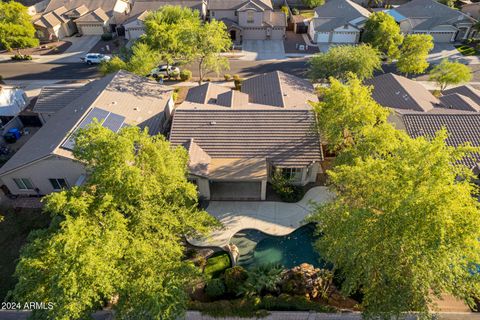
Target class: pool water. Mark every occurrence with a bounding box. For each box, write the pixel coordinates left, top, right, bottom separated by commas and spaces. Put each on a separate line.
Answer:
230, 224, 328, 270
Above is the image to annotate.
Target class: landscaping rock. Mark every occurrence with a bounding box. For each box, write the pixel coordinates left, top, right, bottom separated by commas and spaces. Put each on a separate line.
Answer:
280, 263, 333, 300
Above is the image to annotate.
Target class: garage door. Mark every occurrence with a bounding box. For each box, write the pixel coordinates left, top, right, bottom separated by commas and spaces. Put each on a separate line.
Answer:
430, 32, 454, 43
210, 181, 261, 200
315, 32, 330, 43
79, 24, 105, 35
331, 32, 357, 43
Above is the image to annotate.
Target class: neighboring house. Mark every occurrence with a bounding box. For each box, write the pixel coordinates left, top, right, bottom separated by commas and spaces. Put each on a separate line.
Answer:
31, 0, 131, 39
385, 0, 477, 42
309, 0, 371, 44
33, 6, 77, 42
123, 0, 207, 41
0, 87, 28, 124
0, 71, 174, 196
32, 83, 91, 123
462, 2, 480, 20
207, 0, 286, 44
169, 71, 322, 201
366, 73, 480, 113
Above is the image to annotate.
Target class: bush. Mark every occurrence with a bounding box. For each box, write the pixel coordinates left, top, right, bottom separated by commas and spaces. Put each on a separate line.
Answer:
260, 294, 334, 312
271, 172, 304, 203
180, 69, 192, 81
225, 266, 248, 295
292, 8, 299, 15
204, 252, 231, 278
281, 6, 289, 16
170, 70, 180, 80
239, 264, 284, 297
224, 74, 232, 81
101, 33, 113, 41
11, 54, 32, 61
233, 76, 243, 90
205, 278, 226, 299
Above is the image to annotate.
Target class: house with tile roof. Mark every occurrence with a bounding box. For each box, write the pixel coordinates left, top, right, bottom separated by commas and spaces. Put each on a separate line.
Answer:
0, 71, 174, 196
32, 0, 131, 39
309, 0, 371, 44
206, 0, 286, 44
122, 0, 207, 41
169, 71, 321, 201
384, 0, 477, 42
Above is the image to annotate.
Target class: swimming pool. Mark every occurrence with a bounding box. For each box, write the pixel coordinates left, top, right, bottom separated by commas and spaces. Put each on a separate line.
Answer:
230, 224, 328, 270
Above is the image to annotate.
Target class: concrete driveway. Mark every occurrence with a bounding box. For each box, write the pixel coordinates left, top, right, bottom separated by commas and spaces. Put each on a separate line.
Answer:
188, 186, 334, 248
242, 40, 286, 61
33, 35, 100, 63
428, 43, 480, 65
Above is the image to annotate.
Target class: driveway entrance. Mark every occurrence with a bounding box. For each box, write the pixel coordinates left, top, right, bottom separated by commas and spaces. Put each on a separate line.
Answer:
210, 181, 262, 201
242, 40, 285, 60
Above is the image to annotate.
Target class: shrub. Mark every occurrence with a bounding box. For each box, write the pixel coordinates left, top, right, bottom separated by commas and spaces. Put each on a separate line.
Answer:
11, 54, 32, 61
281, 5, 289, 16
292, 8, 299, 15
260, 294, 334, 312
205, 278, 226, 298
170, 70, 180, 80
238, 264, 284, 297
204, 252, 231, 278
280, 264, 333, 299
101, 33, 113, 41
179, 69, 192, 81
224, 266, 248, 294
271, 172, 304, 203
224, 74, 232, 81
233, 76, 243, 90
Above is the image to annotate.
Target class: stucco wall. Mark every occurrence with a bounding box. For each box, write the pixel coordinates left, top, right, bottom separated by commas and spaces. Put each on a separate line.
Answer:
238, 10, 264, 27
1, 156, 86, 196
210, 10, 237, 22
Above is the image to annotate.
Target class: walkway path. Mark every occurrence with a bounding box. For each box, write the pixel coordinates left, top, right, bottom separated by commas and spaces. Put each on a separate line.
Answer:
188, 186, 334, 248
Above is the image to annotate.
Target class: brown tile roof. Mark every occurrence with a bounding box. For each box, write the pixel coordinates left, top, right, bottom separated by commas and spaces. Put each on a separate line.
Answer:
365, 73, 438, 112
402, 113, 480, 169
208, 157, 267, 180
241, 71, 317, 108
207, 0, 272, 11
443, 85, 480, 106
216, 90, 249, 107
0, 71, 173, 176
127, 0, 205, 18
169, 109, 322, 166
33, 84, 91, 114
185, 139, 211, 176
75, 7, 110, 22
185, 83, 231, 104
439, 93, 480, 112
34, 6, 68, 28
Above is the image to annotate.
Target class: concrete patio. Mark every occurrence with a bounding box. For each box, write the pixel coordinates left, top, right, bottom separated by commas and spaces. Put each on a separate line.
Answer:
188, 186, 334, 247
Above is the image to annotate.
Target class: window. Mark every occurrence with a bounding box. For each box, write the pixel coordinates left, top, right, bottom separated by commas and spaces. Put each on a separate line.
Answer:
211, 11, 215, 17
281, 167, 303, 182
247, 11, 254, 23
49, 178, 68, 191
13, 178, 34, 190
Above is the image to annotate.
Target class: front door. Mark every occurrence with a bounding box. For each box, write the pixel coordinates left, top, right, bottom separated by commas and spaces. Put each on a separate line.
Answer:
230, 30, 237, 41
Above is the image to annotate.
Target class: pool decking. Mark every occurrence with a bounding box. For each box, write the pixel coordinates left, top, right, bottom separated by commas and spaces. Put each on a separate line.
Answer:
188, 186, 334, 248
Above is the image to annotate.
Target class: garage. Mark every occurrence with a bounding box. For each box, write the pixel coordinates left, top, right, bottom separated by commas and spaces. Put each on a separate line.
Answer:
315, 32, 330, 43
210, 181, 262, 200
78, 24, 105, 35
415, 31, 454, 43
331, 31, 358, 43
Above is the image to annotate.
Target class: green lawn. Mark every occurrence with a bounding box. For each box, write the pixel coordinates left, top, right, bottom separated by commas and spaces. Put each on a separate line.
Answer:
298, 10, 315, 19
455, 45, 479, 56
204, 252, 231, 279
0, 206, 50, 300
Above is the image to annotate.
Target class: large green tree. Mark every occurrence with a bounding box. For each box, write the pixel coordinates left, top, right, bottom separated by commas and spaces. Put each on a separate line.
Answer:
313, 74, 389, 152
302, 0, 325, 8
310, 76, 480, 318
13, 124, 218, 319
192, 19, 231, 84
308, 44, 382, 82
397, 34, 434, 77
99, 42, 159, 76
429, 59, 472, 92
0, 1, 39, 52
362, 12, 404, 60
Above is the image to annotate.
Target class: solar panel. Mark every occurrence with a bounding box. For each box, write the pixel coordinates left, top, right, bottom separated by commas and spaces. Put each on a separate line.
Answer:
61, 107, 110, 150
102, 113, 125, 132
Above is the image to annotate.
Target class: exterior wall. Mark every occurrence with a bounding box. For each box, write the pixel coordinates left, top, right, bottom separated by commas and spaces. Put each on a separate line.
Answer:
1, 156, 86, 196
210, 10, 237, 22
192, 176, 210, 200
243, 27, 267, 39
78, 23, 108, 35
270, 27, 285, 39
125, 19, 145, 40
308, 20, 316, 42
238, 10, 264, 27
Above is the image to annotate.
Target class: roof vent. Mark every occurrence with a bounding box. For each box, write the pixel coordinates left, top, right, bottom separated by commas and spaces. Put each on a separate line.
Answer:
112, 101, 117, 105
210, 121, 216, 125
395, 91, 400, 95
134, 107, 140, 111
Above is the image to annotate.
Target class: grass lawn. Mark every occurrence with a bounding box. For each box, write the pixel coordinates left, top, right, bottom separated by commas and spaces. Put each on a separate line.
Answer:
298, 10, 315, 19
455, 45, 480, 56
0, 206, 50, 300
204, 252, 231, 279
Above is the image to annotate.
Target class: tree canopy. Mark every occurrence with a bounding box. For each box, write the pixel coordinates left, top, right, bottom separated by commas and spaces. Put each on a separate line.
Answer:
362, 12, 403, 60
308, 44, 382, 82
0, 1, 39, 52
13, 124, 218, 319
429, 59, 472, 91
313, 74, 389, 152
302, 0, 325, 8
397, 34, 434, 76
310, 76, 480, 318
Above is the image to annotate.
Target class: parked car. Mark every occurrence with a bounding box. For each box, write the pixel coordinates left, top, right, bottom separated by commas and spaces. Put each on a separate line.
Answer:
81, 53, 111, 65
147, 65, 180, 78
